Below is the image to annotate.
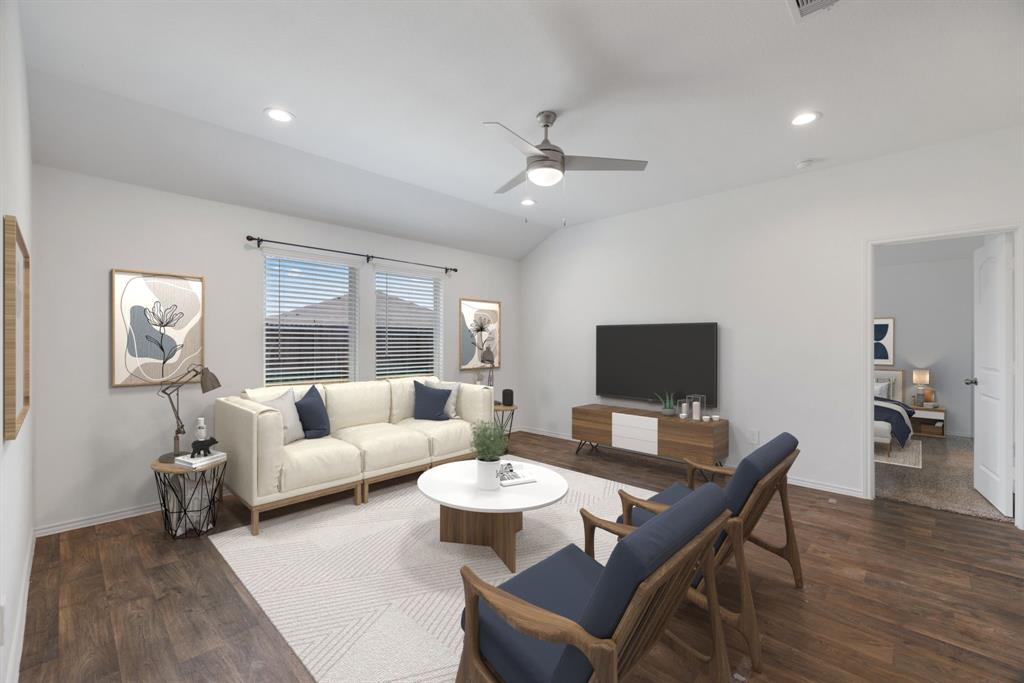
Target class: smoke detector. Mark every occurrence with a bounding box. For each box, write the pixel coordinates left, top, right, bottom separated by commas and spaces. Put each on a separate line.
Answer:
788, 0, 841, 22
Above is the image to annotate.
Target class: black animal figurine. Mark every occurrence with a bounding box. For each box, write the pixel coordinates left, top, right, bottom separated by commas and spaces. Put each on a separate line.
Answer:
190, 437, 219, 458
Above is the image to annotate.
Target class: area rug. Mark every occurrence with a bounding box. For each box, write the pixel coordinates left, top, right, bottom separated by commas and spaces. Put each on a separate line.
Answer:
209, 457, 654, 682
873, 438, 922, 468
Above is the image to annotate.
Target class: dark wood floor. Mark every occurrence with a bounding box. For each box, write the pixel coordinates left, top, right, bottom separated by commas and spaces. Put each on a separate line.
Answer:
20, 432, 1024, 682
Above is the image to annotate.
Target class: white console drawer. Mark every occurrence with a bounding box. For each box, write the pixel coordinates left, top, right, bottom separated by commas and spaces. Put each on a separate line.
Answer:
611, 412, 658, 455
612, 412, 658, 431
612, 434, 659, 455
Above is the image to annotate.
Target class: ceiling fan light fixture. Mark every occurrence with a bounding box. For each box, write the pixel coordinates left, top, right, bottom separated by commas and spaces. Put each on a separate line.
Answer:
526, 157, 564, 187
791, 111, 821, 126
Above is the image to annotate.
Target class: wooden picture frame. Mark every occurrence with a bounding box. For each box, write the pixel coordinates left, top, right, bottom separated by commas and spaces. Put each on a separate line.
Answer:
111, 269, 205, 387
459, 298, 501, 371
4, 215, 30, 441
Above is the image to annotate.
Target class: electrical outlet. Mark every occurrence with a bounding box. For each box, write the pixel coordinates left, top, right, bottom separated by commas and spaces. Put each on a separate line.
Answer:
748, 429, 760, 444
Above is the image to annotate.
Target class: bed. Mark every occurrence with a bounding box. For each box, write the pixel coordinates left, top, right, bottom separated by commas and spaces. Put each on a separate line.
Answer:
873, 370, 914, 452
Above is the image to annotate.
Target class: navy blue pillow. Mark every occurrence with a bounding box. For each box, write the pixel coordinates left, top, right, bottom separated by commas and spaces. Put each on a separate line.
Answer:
294, 386, 330, 438
414, 381, 451, 421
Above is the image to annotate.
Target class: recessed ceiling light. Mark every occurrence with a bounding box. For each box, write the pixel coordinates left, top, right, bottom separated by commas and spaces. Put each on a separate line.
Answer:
791, 111, 821, 126
520, 198, 536, 207
264, 107, 295, 123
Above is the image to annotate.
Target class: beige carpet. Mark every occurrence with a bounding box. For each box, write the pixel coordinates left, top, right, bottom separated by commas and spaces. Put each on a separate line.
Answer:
875, 436, 1010, 521
874, 439, 922, 468
209, 456, 654, 682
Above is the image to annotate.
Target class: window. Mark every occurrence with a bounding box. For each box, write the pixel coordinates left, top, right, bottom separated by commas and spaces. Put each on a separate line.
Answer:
375, 270, 442, 377
264, 255, 358, 384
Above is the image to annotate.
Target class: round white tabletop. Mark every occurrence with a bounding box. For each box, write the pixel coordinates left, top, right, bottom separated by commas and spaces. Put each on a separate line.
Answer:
417, 459, 568, 514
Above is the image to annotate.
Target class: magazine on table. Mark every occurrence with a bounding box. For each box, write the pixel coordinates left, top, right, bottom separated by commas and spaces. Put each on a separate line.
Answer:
498, 462, 536, 486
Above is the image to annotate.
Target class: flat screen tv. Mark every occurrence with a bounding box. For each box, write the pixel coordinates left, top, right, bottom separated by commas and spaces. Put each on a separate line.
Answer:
596, 323, 718, 406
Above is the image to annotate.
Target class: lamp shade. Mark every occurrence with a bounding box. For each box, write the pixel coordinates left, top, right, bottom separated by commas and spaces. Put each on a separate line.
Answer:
200, 367, 221, 393
912, 368, 930, 385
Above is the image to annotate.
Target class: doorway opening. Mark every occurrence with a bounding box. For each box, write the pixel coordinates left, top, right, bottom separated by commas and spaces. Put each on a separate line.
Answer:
870, 231, 1016, 522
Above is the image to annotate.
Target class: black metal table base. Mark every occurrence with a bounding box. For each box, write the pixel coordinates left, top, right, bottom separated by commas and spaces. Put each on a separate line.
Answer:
153, 463, 226, 538
575, 440, 600, 455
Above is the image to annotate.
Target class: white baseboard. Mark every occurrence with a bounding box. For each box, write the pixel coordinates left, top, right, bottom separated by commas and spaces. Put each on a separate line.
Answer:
788, 476, 867, 499
4, 534, 35, 683
34, 501, 161, 538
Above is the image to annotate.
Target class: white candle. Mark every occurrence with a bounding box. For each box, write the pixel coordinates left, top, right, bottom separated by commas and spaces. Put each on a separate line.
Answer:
691, 401, 701, 420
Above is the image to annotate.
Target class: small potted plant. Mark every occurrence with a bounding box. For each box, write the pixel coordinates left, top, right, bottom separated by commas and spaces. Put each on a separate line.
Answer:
654, 391, 677, 416
472, 421, 507, 490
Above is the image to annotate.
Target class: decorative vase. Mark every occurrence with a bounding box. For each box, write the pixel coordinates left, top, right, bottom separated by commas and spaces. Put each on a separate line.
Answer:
477, 459, 501, 490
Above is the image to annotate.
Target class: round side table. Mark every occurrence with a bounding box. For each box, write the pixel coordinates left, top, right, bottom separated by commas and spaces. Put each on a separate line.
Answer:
151, 453, 227, 539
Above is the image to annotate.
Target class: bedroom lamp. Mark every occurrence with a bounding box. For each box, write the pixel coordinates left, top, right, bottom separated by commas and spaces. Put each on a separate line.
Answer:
912, 368, 930, 405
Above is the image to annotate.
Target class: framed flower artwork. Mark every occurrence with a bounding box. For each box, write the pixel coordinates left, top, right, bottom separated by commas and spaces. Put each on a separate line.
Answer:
111, 269, 205, 387
459, 298, 500, 371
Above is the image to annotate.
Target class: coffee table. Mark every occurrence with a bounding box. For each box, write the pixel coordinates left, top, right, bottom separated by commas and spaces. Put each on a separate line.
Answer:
417, 459, 568, 571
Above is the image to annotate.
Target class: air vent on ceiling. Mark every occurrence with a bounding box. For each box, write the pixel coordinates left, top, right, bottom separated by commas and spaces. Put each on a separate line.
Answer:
789, 0, 840, 22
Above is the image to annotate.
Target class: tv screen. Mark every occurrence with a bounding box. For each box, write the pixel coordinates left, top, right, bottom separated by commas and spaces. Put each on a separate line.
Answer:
596, 323, 718, 406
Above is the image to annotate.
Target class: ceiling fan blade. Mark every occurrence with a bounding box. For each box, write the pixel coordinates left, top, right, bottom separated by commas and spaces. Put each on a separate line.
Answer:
494, 170, 527, 194
564, 155, 648, 172
483, 121, 546, 157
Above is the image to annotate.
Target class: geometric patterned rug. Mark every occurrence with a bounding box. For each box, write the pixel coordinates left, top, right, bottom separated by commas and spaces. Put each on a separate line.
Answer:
209, 456, 655, 682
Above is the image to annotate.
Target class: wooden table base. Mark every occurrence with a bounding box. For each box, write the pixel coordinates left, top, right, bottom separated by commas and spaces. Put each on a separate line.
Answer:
439, 505, 523, 571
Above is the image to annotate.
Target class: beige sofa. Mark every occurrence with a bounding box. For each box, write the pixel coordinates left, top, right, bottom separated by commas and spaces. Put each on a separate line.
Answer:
214, 376, 493, 534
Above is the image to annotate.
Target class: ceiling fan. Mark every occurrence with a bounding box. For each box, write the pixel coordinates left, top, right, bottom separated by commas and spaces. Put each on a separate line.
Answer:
484, 111, 648, 193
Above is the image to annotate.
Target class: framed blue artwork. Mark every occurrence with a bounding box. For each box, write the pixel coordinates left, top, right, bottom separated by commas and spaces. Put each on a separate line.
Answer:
874, 317, 895, 366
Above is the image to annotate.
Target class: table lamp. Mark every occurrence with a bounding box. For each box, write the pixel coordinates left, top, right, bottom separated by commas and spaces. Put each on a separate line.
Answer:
912, 368, 930, 405
158, 364, 221, 454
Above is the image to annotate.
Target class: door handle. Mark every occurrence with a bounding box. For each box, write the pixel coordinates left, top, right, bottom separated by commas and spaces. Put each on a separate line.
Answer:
964, 378, 978, 386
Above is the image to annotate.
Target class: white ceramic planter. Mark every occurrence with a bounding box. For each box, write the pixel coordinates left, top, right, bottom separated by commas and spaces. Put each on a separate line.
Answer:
476, 458, 501, 490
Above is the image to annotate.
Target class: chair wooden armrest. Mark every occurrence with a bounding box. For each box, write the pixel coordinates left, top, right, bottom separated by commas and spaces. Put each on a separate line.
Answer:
686, 460, 736, 488
460, 566, 618, 680
582, 507, 636, 558
618, 489, 670, 526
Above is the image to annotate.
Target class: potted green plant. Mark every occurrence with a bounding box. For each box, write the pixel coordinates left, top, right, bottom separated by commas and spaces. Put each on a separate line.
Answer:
654, 391, 677, 416
472, 421, 507, 490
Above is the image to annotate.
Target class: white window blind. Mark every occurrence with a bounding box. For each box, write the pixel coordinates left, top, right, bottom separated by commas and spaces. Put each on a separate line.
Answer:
264, 255, 358, 384
375, 270, 442, 377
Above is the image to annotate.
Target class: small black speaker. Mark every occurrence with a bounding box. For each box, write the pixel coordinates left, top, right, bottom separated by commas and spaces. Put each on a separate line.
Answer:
502, 389, 514, 406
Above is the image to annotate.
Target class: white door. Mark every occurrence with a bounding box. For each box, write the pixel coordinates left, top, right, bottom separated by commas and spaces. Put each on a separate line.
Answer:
971, 233, 1014, 516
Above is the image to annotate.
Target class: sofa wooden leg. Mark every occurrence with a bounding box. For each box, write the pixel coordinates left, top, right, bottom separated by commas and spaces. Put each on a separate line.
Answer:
363, 480, 370, 503
354, 483, 363, 505
250, 509, 260, 535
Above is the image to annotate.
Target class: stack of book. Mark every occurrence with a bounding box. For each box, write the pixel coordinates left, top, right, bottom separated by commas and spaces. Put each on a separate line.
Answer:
174, 450, 227, 469
498, 462, 536, 487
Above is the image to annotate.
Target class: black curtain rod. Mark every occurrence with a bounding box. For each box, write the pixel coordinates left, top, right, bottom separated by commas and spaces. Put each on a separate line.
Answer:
245, 235, 458, 274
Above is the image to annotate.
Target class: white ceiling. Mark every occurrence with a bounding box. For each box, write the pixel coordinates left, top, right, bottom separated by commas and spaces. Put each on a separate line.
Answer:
20, 1, 1024, 258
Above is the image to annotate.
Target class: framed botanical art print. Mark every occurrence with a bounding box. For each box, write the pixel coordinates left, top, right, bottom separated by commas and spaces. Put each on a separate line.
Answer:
460, 298, 500, 370
111, 269, 204, 387
873, 317, 895, 367
4, 216, 30, 440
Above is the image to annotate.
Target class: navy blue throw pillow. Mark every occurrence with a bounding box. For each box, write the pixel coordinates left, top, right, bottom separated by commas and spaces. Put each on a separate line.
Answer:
295, 386, 331, 438
414, 381, 451, 421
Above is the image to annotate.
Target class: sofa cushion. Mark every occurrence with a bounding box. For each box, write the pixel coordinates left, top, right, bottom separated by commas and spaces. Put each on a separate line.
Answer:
413, 381, 451, 421
280, 437, 361, 492
243, 383, 323, 404
324, 381, 391, 430
475, 544, 603, 683
723, 432, 798, 515
617, 482, 694, 526
335, 422, 430, 474
255, 389, 304, 445
398, 418, 472, 459
385, 376, 439, 423
294, 386, 331, 439
426, 380, 460, 418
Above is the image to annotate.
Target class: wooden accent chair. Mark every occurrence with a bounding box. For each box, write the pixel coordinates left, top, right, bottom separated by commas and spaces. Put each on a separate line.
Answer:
617, 432, 802, 673
458, 483, 733, 683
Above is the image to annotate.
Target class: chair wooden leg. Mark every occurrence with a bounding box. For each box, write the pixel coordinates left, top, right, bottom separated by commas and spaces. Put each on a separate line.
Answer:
727, 520, 763, 672
701, 545, 731, 683
778, 477, 804, 588
250, 508, 260, 535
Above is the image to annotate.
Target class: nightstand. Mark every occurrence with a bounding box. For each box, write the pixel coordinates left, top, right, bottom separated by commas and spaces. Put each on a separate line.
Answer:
910, 406, 946, 438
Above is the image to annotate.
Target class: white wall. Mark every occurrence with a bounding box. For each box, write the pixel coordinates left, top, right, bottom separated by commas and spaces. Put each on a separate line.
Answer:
31, 165, 520, 534
0, 1, 34, 679
518, 127, 1023, 498
874, 240, 980, 437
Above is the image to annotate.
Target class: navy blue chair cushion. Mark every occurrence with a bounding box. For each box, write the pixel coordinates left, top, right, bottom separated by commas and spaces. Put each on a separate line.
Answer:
616, 482, 694, 526
294, 386, 330, 438
722, 432, 798, 515
413, 381, 451, 421
474, 544, 603, 683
